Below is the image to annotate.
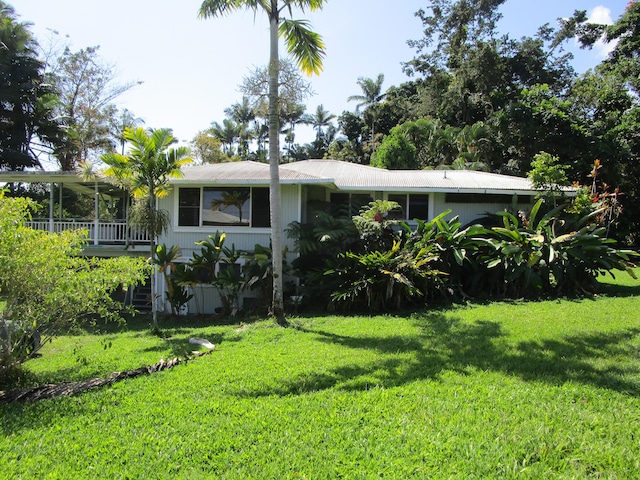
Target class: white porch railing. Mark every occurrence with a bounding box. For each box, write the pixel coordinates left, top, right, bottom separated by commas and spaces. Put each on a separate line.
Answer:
26, 219, 149, 245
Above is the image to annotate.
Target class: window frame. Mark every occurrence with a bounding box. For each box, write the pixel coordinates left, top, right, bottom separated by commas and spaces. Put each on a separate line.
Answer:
385, 193, 430, 222
329, 192, 374, 217
175, 186, 271, 230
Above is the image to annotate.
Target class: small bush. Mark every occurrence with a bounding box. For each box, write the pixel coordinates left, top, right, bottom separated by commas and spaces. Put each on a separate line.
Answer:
0, 194, 150, 368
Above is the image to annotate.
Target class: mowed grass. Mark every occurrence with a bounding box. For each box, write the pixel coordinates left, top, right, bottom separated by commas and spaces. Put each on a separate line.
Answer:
1, 270, 639, 479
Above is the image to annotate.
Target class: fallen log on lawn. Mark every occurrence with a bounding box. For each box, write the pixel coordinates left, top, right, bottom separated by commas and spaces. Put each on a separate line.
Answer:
0, 339, 215, 404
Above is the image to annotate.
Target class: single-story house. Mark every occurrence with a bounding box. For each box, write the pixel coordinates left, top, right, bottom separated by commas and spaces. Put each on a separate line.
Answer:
164, 159, 546, 254
1, 159, 559, 313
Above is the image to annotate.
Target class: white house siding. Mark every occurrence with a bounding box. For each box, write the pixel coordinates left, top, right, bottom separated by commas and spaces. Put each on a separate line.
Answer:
158, 184, 300, 259
155, 279, 258, 316
156, 185, 300, 314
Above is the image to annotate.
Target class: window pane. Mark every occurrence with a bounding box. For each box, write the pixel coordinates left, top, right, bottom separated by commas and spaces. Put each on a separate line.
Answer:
388, 194, 407, 220
178, 188, 200, 226
251, 188, 270, 228
330, 193, 373, 216
408, 194, 429, 220
351, 194, 373, 213
329, 192, 350, 216
203, 187, 250, 226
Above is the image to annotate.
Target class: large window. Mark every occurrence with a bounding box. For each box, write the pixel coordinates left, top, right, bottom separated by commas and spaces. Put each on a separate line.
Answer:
329, 192, 373, 217
388, 194, 429, 221
178, 187, 270, 228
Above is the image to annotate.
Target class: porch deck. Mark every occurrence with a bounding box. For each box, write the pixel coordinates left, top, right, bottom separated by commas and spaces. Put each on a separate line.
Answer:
26, 219, 150, 254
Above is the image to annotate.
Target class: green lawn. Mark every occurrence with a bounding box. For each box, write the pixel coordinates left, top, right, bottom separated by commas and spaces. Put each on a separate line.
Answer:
1, 270, 639, 479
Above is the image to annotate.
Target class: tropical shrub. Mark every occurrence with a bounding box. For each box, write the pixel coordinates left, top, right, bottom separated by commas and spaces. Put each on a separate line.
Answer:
403, 211, 488, 299
286, 199, 363, 310
154, 244, 188, 316
310, 200, 444, 311
311, 197, 638, 311
323, 239, 440, 311
167, 234, 284, 317
479, 199, 638, 297
191, 232, 246, 316
351, 199, 405, 251
240, 243, 275, 314
0, 193, 149, 368
166, 264, 193, 315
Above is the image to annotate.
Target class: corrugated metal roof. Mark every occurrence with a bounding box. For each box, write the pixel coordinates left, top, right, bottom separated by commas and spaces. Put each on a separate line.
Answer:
1, 159, 562, 195
0, 170, 124, 197
176, 161, 326, 185
282, 160, 541, 194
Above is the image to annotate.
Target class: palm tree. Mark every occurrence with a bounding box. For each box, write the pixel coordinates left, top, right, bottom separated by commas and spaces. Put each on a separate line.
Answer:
304, 104, 335, 142
225, 96, 255, 125
281, 103, 306, 156
210, 119, 240, 155
210, 189, 251, 223
347, 74, 386, 148
199, 0, 326, 325
225, 97, 255, 158
100, 127, 193, 332
112, 108, 145, 154
455, 121, 490, 169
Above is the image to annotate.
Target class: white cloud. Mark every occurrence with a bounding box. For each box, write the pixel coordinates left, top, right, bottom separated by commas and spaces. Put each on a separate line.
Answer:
589, 5, 614, 25
588, 5, 617, 59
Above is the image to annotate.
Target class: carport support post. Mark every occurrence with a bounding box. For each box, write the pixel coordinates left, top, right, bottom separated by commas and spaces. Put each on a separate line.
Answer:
94, 181, 99, 245
48, 183, 54, 233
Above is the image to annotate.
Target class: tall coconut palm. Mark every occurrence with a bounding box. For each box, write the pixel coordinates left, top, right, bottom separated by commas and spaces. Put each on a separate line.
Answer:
347, 74, 386, 148
199, 0, 326, 325
225, 96, 255, 126
101, 127, 192, 332
281, 103, 307, 155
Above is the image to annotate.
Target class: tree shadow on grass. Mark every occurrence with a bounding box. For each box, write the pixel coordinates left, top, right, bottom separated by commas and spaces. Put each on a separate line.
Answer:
237, 312, 640, 398
81, 312, 243, 337
595, 283, 640, 298
138, 333, 225, 358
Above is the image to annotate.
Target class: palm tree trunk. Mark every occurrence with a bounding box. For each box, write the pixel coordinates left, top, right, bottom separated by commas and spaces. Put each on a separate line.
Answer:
268, 12, 287, 326
149, 192, 159, 332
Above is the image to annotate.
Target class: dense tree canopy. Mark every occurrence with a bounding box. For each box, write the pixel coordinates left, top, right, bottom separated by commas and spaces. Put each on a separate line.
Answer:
4, 0, 640, 243
0, 2, 60, 170
48, 46, 141, 171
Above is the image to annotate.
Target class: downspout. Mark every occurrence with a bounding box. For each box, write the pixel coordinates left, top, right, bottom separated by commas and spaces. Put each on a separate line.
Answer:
297, 184, 302, 223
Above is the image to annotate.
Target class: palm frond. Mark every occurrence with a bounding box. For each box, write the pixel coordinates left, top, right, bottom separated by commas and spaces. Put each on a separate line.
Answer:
279, 19, 325, 75
198, 0, 259, 19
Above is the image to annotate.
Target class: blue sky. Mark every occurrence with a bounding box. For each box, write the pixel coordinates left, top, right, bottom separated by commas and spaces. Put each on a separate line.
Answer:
10, 0, 629, 150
